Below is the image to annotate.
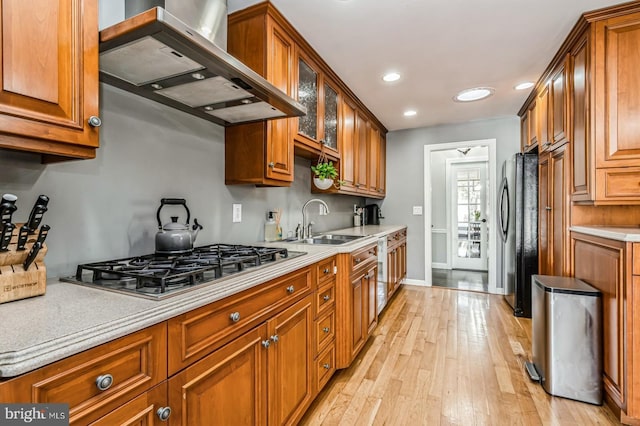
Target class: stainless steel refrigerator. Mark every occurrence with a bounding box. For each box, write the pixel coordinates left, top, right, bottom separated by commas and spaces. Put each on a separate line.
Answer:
498, 153, 538, 317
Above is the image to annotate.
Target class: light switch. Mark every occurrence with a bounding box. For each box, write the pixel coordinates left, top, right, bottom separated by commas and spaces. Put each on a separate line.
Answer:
412, 206, 423, 215
232, 204, 242, 222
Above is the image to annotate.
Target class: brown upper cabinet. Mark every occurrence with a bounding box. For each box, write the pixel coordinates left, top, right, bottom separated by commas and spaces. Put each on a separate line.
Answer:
225, 9, 296, 186
0, 0, 100, 162
521, 101, 538, 152
226, 2, 387, 192
519, 3, 640, 205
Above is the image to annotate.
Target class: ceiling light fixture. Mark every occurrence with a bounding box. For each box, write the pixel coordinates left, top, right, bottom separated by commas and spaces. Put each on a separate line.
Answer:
383, 72, 401, 82
404, 110, 417, 117
514, 82, 534, 90
453, 87, 495, 102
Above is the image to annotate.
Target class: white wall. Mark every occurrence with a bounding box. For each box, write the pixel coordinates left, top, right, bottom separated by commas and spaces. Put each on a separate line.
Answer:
382, 116, 520, 282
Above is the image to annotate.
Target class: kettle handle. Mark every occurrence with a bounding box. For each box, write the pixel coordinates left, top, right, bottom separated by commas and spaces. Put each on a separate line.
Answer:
157, 198, 191, 228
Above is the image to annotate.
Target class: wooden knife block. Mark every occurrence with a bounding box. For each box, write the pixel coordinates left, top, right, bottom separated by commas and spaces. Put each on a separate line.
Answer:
0, 223, 47, 304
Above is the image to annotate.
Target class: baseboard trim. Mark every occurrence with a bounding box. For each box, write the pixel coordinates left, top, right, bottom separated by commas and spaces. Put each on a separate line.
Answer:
403, 278, 429, 287
431, 263, 448, 270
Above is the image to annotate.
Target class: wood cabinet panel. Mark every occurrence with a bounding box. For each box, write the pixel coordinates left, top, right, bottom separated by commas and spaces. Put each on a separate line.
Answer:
0, 323, 167, 425
595, 167, 640, 202
0, 0, 99, 160
339, 99, 357, 192
314, 344, 336, 393
168, 324, 268, 426
315, 280, 335, 318
550, 56, 570, 148
571, 31, 592, 201
537, 85, 550, 151
572, 234, 626, 410
267, 296, 314, 426
351, 244, 377, 274
316, 256, 336, 285
168, 267, 311, 375
551, 145, 570, 276
595, 13, 640, 168
366, 264, 378, 335
315, 310, 335, 356
355, 111, 369, 191
350, 272, 365, 357
89, 383, 167, 426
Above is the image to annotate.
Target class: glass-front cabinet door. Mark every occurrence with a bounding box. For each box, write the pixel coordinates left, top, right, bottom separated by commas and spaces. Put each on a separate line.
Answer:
297, 57, 318, 140
295, 52, 340, 157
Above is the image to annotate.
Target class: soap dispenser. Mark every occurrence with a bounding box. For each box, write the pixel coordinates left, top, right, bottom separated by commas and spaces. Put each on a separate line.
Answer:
264, 211, 278, 242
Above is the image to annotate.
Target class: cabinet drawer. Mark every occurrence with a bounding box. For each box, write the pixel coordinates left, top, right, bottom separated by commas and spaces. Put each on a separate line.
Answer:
317, 256, 336, 285
168, 267, 312, 374
315, 344, 336, 393
596, 167, 640, 201
315, 310, 335, 356
315, 280, 335, 318
89, 382, 167, 426
351, 244, 377, 273
0, 323, 167, 425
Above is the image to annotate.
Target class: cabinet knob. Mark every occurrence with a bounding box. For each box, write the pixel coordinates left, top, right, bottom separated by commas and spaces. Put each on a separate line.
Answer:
95, 374, 113, 391
323, 363, 331, 370
286, 285, 295, 294
323, 268, 330, 274
156, 407, 172, 421
364, 274, 369, 279
268, 162, 275, 168
355, 184, 361, 188
323, 294, 331, 301
354, 257, 362, 263
229, 312, 241, 322
262, 340, 271, 349
88, 116, 102, 127
545, 206, 552, 211
323, 327, 330, 333
270, 334, 279, 343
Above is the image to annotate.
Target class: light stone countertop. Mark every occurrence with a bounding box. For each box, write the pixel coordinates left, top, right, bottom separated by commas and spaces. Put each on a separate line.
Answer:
0, 225, 405, 378
570, 225, 640, 242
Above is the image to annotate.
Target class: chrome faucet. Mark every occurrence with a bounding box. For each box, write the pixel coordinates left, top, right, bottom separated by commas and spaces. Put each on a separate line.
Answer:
301, 199, 330, 239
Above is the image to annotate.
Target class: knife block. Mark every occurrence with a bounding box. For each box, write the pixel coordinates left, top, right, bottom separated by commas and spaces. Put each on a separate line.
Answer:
0, 223, 47, 304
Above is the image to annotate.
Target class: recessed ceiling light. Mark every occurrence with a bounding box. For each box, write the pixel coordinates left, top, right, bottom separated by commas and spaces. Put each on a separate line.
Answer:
453, 87, 495, 102
404, 110, 417, 117
514, 82, 534, 90
383, 72, 401, 82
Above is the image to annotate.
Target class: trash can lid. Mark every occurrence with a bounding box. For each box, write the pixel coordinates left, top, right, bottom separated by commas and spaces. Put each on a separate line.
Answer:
532, 275, 601, 297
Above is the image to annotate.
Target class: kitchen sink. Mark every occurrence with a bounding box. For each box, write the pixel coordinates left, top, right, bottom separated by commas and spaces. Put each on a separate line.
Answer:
293, 234, 364, 245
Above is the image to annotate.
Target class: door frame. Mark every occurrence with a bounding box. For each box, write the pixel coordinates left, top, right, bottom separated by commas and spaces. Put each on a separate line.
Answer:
446, 156, 489, 271
423, 139, 499, 294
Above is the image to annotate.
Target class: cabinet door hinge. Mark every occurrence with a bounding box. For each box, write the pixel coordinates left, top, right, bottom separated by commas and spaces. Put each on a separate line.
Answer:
333, 265, 338, 274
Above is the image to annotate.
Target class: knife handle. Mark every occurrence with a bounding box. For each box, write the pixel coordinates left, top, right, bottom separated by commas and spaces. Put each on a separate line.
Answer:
16, 224, 30, 251
36, 224, 50, 244
26, 204, 48, 233
0, 223, 15, 251
23, 241, 42, 271
0, 203, 17, 225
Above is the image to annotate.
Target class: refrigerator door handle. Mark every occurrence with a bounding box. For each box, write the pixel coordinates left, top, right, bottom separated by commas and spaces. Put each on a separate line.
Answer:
498, 177, 509, 242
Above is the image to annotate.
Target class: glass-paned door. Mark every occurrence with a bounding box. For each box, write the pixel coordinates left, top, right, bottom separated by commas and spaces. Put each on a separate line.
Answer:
451, 161, 488, 271
297, 58, 318, 140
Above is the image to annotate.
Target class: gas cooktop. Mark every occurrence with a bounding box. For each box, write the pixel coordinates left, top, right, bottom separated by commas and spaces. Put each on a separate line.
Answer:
61, 244, 306, 299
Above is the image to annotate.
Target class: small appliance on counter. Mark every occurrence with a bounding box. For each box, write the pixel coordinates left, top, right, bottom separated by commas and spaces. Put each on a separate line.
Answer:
0, 193, 51, 304
364, 204, 383, 225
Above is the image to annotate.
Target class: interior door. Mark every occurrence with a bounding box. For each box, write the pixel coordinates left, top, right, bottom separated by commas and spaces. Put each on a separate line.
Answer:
451, 161, 489, 271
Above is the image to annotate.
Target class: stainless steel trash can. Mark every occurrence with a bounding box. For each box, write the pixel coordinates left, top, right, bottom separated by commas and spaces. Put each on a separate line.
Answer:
528, 275, 602, 405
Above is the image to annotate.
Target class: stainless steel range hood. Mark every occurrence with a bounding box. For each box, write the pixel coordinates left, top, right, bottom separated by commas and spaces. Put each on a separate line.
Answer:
99, 0, 306, 126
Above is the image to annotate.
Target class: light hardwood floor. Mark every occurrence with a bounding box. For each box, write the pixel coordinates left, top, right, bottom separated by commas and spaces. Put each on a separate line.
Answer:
301, 285, 620, 425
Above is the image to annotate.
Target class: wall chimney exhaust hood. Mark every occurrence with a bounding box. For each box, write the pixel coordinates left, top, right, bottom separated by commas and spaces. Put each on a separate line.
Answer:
99, 4, 306, 126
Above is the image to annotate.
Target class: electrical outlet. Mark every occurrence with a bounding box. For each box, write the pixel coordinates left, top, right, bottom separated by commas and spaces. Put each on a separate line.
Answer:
412, 206, 423, 215
232, 204, 242, 222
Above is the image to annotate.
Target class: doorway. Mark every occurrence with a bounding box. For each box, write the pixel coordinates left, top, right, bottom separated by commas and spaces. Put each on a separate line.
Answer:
449, 158, 488, 271
424, 139, 499, 294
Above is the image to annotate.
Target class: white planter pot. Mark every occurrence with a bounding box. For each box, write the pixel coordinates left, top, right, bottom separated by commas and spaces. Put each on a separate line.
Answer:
313, 177, 333, 190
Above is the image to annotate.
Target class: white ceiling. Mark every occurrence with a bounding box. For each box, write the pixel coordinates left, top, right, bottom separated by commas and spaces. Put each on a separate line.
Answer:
228, 0, 622, 131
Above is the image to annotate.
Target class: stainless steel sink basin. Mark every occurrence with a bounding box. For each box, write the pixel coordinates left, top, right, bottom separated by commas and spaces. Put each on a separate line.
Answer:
293, 234, 363, 245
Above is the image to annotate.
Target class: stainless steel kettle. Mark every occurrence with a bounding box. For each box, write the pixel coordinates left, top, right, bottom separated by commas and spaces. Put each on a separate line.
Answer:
155, 198, 203, 255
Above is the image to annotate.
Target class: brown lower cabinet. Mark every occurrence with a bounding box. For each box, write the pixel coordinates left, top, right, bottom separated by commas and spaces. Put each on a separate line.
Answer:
387, 228, 407, 300
572, 232, 640, 424
0, 243, 409, 424
169, 295, 313, 426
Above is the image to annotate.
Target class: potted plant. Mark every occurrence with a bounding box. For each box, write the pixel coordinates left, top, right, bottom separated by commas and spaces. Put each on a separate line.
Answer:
311, 161, 338, 190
